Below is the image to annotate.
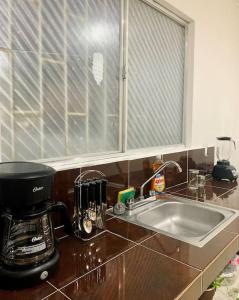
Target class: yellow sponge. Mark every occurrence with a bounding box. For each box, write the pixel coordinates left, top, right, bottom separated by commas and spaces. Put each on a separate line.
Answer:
118, 187, 135, 204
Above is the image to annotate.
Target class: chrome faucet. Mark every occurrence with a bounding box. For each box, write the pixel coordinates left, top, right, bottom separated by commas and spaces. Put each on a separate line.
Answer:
139, 160, 182, 200
126, 160, 182, 210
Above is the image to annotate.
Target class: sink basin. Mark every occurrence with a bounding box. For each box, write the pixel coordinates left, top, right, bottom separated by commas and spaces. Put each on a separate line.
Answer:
137, 202, 226, 238
108, 195, 238, 247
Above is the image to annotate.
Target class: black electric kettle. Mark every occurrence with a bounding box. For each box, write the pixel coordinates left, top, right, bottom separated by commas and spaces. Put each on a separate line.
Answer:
0, 161, 72, 288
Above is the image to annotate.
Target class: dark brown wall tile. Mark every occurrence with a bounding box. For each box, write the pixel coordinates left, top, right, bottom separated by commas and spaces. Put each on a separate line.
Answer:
188, 147, 214, 173
51, 168, 80, 227
51, 147, 214, 227
163, 151, 187, 188
81, 161, 128, 207
53, 168, 80, 205
128, 156, 155, 197
52, 161, 128, 228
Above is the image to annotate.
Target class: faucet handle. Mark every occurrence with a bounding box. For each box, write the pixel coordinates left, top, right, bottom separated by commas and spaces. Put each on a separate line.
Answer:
125, 195, 144, 210
125, 197, 135, 207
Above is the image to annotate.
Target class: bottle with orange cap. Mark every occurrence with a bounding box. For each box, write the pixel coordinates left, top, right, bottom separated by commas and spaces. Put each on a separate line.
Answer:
150, 156, 165, 196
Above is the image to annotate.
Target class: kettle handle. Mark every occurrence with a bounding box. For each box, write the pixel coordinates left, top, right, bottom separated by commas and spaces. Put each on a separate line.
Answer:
48, 202, 73, 235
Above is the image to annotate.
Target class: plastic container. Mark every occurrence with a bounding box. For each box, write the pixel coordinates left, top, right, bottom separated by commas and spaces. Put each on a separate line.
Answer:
221, 260, 238, 286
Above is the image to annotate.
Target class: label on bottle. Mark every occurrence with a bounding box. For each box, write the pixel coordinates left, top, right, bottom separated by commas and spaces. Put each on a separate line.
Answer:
153, 174, 165, 193
17, 242, 46, 255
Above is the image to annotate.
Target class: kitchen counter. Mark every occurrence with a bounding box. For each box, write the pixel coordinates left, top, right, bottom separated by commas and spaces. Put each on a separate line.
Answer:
1, 179, 239, 300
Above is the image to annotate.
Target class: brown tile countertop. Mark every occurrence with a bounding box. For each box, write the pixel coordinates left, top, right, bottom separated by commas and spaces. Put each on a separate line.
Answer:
167, 178, 238, 205
1, 179, 239, 300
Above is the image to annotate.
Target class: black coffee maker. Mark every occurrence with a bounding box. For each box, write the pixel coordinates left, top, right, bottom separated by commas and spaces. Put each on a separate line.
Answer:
0, 162, 72, 288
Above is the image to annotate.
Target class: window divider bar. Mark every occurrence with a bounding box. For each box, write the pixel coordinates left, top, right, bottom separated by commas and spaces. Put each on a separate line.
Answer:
39, 0, 44, 159
85, 3, 89, 153
121, 0, 129, 153
8, 0, 14, 160
63, 0, 68, 156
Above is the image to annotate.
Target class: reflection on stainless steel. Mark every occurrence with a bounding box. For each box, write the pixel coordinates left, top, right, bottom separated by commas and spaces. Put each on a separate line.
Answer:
108, 195, 238, 247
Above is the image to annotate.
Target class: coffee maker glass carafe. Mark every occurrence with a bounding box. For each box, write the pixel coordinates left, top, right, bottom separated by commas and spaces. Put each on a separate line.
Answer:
0, 201, 70, 267
1, 211, 54, 267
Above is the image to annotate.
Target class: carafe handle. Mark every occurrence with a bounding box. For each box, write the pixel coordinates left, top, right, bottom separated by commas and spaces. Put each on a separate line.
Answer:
48, 202, 73, 235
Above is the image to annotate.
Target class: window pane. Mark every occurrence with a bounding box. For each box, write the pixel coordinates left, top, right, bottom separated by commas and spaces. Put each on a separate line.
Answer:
127, 0, 185, 150
0, 0, 121, 161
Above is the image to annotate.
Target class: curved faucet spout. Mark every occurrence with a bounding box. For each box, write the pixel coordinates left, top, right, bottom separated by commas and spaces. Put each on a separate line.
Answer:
139, 160, 182, 200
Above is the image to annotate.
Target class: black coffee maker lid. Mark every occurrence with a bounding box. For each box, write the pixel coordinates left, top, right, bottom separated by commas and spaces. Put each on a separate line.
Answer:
0, 162, 56, 180
0, 162, 56, 209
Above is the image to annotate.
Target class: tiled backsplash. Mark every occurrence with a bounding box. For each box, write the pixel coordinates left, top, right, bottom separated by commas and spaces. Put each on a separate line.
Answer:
52, 147, 215, 226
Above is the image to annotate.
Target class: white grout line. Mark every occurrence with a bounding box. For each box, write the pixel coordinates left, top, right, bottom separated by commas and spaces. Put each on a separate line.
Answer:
41, 290, 59, 300
105, 215, 115, 221
42, 281, 72, 300
105, 229, 138, 245
139, 231, 158, 244
46, 280, 59, 291
204, 184, 238, 191
168, 185, 238, 202
58, 234, 69, 241
55, 224, 64, 230
169, 191, 196, 199
59, 290, 72, 300
166, 181, 187, 191
105, 228, 158, 246
214, 186, 238, 198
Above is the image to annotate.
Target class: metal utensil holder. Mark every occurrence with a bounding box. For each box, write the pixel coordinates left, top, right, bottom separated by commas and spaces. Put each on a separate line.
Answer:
73, 170, 107, 241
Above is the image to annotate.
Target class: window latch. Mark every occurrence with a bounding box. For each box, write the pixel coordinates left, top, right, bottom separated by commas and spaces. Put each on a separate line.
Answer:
122, 65, 127, 80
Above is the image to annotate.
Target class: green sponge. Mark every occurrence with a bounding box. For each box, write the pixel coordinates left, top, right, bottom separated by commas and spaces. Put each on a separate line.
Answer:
118, 187, 135, 205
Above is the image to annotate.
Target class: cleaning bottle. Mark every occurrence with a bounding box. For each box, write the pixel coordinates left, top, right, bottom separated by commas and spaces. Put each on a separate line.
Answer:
150, 156, 165, 195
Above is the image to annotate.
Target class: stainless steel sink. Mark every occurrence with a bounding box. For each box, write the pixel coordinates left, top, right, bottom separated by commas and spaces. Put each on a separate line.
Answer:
108, 195, 238, 247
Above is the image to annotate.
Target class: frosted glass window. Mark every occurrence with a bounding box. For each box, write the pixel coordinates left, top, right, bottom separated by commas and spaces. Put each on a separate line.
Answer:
127, 0, 185, 149
0, 0, 121, 161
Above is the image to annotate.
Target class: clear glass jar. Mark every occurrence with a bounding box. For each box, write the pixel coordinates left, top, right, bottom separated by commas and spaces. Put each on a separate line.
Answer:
188, 169, 199, 189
